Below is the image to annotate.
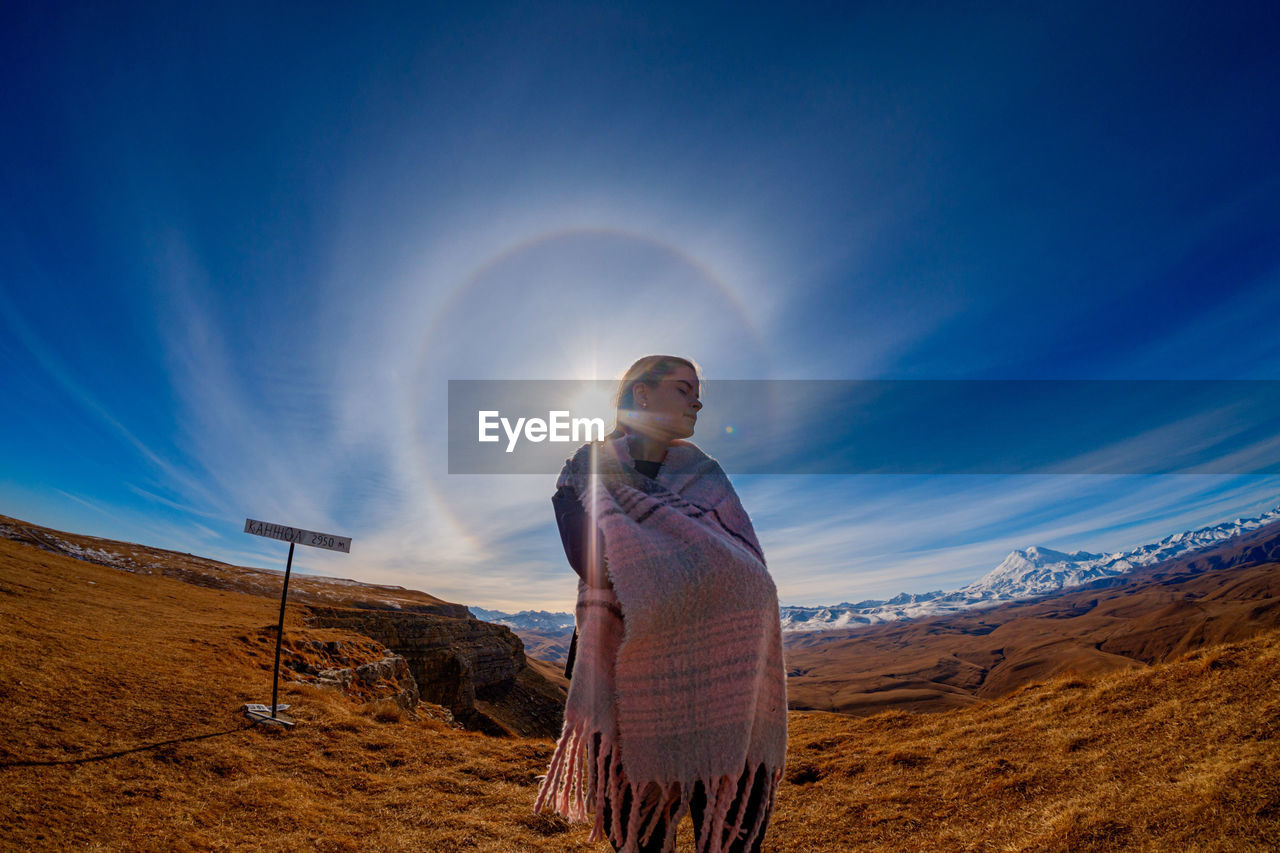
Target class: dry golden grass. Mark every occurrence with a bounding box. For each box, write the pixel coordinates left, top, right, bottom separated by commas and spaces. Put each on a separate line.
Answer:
2, 537, 1277, 851
773, 639, 1280, 852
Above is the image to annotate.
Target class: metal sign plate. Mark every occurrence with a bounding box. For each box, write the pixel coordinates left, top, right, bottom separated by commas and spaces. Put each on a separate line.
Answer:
243, 519, 352, 553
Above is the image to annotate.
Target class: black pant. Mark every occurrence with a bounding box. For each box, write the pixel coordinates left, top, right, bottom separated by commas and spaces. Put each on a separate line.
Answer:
603, 759, 771, 853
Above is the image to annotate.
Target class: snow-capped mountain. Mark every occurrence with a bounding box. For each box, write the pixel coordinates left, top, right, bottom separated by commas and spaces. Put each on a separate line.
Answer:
778, 590, 949, 632
780, 505, 1280, 632
480, 505, 1280, 635
468, 607, 575, 633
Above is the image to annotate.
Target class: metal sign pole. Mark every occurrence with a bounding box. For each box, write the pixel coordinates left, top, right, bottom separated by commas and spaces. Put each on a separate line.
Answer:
269, 540, 295, 720
241, 518, 352, 728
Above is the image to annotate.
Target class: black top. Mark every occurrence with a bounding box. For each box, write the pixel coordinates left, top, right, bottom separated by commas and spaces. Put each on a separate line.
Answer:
554, 458, 662, 679
632, 458, 663, 479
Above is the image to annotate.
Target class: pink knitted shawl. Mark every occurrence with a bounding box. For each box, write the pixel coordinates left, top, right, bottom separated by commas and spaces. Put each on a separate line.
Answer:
533, 435, 787, 853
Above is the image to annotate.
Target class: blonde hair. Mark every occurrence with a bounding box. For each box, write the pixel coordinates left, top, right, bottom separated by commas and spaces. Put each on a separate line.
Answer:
607, 355, 704, 438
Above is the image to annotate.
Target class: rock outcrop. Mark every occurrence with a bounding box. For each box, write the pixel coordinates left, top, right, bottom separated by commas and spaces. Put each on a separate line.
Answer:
310, 652, 422, 710
241, 630, 430, 715
304, 606, 566, 738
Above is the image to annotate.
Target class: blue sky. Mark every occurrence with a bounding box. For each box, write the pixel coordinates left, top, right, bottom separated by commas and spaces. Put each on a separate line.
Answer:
2, 1, 1278, 611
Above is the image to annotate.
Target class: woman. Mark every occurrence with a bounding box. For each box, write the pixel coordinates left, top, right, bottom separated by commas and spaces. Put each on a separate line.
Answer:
534, 355, 787, 853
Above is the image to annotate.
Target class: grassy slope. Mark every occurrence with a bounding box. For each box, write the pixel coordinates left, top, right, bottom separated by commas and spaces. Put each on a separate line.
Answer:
2, 537, 1277, 851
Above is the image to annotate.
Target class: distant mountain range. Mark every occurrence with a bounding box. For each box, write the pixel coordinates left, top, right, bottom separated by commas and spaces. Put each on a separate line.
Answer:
479, 505, 1280, 636
781, 505, 1280, 631
468, 607, 575, 633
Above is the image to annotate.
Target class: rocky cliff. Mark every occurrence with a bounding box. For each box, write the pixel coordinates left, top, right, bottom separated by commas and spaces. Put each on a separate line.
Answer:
304, 606, 566, 739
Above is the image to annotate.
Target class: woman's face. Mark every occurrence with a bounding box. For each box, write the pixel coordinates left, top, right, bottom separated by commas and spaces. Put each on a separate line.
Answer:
631, 366, 702, 440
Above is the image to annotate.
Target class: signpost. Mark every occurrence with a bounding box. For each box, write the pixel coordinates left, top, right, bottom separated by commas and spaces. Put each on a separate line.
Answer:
243, 518, 352, 727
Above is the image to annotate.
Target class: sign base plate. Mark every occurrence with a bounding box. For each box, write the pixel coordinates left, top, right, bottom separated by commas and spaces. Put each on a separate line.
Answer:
244, 703, 296, 727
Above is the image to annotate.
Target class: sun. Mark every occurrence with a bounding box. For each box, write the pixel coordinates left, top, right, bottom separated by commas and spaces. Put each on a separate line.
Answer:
568, 382, 618, 439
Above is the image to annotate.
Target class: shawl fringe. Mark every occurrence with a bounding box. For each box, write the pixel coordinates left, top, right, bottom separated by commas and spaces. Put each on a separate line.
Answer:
534, 708, 783, 853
